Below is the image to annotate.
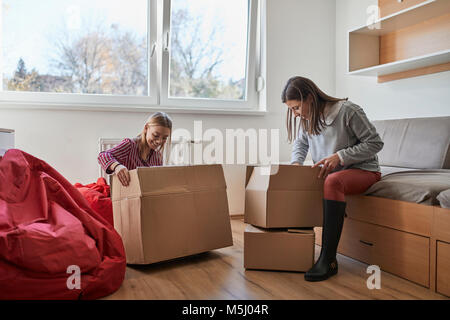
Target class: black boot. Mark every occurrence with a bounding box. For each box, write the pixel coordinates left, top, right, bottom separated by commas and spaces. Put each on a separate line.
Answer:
304, 199, 346, 282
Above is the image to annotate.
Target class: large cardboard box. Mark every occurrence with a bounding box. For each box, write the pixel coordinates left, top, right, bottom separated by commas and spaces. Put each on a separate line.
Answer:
111, 164, 233, 264
245, 165, 323, 228
244, 224, 315, 272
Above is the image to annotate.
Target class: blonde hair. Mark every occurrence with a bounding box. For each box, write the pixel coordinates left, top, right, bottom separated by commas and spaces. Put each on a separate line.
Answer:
281, 76, 347, 142
135, 112, 172, 161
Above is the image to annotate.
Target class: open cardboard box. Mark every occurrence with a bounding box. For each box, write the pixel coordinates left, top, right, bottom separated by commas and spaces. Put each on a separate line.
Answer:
245, 164, 324, 228
244, 224, 315, 272
111, 164, 233, 264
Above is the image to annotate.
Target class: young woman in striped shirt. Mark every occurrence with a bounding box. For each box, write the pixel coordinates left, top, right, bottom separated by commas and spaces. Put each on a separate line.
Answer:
98, 112, 172, 187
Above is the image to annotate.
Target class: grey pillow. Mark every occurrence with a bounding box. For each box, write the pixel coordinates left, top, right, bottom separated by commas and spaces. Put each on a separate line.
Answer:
437, 189, 450, 209
364, 170, 450, 205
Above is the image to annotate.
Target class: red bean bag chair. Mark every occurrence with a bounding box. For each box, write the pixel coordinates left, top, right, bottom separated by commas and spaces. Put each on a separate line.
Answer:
74, 178, 113, 226
0, 149, 126, 299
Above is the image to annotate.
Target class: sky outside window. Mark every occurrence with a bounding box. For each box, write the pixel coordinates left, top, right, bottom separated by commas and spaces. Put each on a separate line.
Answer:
169, 0, 249, 100
1, 0, 249, 99
2, 0, 148, 95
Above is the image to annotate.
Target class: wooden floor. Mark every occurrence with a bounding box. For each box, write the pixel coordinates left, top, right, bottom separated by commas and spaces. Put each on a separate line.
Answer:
104, 218, 448, 300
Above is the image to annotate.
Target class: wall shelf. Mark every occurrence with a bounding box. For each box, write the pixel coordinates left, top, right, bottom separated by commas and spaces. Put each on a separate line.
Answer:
349, 0, 450, 36
349, 49, 450, 76
348, 0, 450, 82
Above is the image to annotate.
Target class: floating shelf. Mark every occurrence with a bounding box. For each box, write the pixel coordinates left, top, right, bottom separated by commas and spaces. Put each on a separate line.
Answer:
349, 49, 450, 76
348, 0, 450, 82
349, 0, 450, 36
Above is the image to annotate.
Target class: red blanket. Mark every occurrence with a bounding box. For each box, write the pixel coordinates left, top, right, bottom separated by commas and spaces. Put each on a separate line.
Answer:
74, 177, 110, 197
74, 178, 113, 226
0, 149, 126, 299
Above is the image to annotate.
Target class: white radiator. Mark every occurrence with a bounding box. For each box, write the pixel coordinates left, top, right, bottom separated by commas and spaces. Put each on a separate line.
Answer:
0, 129, 15, 157
98, 138, 123, 181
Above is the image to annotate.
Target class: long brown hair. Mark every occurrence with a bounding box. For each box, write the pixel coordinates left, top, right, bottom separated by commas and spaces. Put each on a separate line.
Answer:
281, 76, 347, 141
135, 112, 173, 161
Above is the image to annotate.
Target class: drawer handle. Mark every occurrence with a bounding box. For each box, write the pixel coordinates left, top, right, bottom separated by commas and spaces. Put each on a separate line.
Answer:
359, 240, 373, 246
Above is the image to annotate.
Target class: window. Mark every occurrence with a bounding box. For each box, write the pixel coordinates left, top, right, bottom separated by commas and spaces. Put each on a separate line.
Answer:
0, 0, 264, 111
1, 0, 151, 95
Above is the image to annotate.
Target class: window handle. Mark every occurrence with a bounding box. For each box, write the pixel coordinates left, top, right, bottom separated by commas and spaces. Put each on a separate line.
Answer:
256, 76, 265, 92
150, 42, 157, 58
164, 31, 170, 52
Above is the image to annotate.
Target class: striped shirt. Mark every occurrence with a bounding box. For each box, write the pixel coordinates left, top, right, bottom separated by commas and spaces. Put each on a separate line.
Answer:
98, 138, 163, 174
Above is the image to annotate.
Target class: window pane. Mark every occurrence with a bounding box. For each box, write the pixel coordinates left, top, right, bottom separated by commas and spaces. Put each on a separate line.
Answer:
2, 0, 148, 96
169, 0, 248, 100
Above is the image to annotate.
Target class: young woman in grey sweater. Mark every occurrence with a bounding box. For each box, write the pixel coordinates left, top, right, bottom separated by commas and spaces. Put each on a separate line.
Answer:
281, 76, 384, 282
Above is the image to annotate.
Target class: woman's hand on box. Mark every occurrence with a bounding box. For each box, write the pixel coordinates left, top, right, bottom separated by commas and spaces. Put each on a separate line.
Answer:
312, 153, 341, 179
114, 164, 130, 186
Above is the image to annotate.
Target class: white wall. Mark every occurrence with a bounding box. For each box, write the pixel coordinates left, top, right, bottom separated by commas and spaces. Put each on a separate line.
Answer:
0, 0, 337, 214
3, 1, 448, 214
335, 0, 450, 120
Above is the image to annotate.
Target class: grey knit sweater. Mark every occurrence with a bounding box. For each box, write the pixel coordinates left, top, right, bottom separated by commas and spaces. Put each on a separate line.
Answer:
291, 100, 384, 172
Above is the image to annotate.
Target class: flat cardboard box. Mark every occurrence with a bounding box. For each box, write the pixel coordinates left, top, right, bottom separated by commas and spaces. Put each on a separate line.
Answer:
244, 224, 315, 272
111, 164, 233, 264
245, 165, 323, 228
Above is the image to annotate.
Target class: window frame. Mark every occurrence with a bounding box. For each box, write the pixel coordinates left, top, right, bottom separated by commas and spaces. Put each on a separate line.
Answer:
160, 0, 259, 110
0, 0, 265, 113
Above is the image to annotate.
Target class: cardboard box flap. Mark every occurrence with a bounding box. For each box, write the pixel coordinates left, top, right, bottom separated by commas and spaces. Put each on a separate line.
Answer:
112, 164, 227, 201
137, 166, 191, 196
245, 165, 256, 188
246, 165, 323, 191
185, 164, 227, 190
245, 167, 270, 191
111, 170, 142, 201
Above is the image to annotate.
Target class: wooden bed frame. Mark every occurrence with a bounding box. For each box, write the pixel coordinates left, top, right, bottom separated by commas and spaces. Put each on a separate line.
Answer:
339, 1, 450, 294
314, 194, 450, 297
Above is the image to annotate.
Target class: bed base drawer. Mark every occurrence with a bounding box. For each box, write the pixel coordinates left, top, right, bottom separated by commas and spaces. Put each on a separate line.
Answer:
437, 241, 450, 297
315, 217, 430, 287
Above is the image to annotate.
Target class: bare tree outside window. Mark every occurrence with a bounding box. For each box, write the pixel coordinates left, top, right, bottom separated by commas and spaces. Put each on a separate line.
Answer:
2, 0, 148, 96
1, 0, 254, 105
50, 21, 148, 95
169, 0, 248, 100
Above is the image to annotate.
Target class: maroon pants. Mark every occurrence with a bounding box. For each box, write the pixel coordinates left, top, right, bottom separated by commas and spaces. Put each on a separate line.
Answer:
324, 169, 381, 202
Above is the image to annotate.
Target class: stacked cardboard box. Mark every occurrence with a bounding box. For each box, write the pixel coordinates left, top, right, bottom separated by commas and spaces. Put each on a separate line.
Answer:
111, 164, 233, 264
244, 165, 324, 272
